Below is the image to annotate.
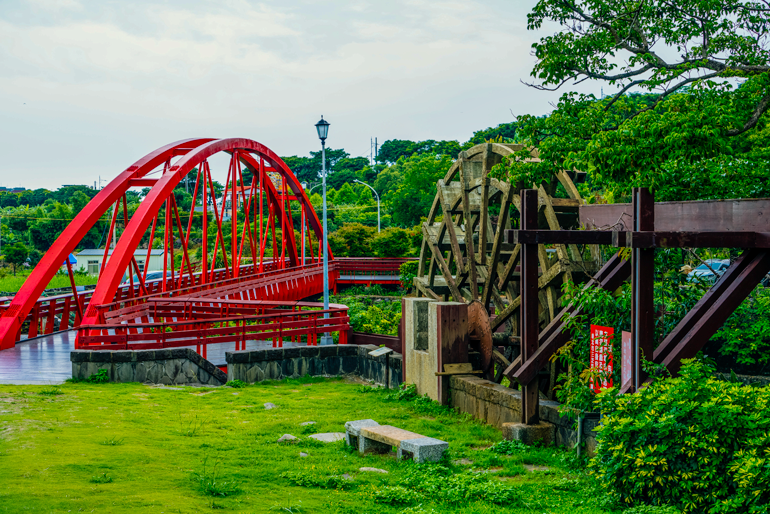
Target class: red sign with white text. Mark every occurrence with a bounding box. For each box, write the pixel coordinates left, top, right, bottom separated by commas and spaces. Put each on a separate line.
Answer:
590, 325, 614, 393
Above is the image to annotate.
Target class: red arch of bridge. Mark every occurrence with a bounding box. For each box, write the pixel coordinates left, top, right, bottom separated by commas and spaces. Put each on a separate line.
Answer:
0, 138, 332, 349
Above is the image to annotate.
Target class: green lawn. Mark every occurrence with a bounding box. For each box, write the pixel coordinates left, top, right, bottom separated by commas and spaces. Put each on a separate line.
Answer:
0, 272, 98, 294
0, 378, 622, 513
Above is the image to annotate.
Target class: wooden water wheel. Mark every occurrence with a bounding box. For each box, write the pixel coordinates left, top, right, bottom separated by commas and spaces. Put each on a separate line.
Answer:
414, 143, 601, 386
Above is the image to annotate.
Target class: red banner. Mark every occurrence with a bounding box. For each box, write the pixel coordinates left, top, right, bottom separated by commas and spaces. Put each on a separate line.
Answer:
590, 324, 614, 392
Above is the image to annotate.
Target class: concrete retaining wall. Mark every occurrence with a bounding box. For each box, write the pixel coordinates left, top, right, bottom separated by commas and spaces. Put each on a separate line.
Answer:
450, 375, 600, 454
226, 344, 403, 387
70, 348, 227, 386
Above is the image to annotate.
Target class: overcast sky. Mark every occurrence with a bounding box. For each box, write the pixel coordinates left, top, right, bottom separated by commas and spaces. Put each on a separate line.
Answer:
0, 0, 601, 190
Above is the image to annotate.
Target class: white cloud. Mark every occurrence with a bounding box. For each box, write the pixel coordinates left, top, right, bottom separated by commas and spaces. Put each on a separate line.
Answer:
0, 0, 598, 189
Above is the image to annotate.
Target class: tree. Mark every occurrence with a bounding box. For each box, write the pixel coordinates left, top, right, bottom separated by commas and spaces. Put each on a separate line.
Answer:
466, 122, 517, 146
71, 191, 90, 214
371, 227, 412, 257
527, 0, 770, 135
327, 223, 376, 257
376, 139, 461, 164
2, 242, 28, 275
388, 154, 453, 227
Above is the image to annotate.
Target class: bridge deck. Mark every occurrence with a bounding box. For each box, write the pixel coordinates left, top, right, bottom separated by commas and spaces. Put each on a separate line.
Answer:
0, 332, 301, 385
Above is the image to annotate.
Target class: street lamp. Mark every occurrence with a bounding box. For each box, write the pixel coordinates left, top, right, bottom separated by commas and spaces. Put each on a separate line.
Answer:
315, 116, 333, 346
353, 179, 380, 232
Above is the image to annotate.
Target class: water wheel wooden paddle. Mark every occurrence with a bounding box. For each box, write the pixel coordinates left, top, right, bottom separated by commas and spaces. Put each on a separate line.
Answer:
414, 143, 601, 386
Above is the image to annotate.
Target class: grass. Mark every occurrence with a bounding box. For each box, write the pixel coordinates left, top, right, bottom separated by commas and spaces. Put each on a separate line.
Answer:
0, 270, 99, 293
0, 378, 628, 513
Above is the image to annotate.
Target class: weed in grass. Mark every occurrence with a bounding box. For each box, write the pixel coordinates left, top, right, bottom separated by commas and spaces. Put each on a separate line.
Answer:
364, 485, 421, 506
99, 436, 125, 446
195, 457, 239, 497
488, 439, 527, 455
281, 470, 355, 490
38, 385, 63, 396
269, 498, 303, 512
87, 369, 110, 384
90, 473, 113, 484
226, 380, 248, 388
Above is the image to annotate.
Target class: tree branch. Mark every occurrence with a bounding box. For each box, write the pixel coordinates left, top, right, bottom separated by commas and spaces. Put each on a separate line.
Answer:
726, 92, 770, 136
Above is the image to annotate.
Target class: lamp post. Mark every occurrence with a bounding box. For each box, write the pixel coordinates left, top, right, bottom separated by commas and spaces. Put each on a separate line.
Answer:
353, 179, 380, 232
315, 116, 333, 345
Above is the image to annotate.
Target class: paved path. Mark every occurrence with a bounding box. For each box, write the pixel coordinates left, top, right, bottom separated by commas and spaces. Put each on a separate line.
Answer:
0, 331, 301, 385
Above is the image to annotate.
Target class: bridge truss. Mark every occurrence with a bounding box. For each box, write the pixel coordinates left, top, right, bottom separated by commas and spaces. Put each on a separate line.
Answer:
0, 138, 335, 351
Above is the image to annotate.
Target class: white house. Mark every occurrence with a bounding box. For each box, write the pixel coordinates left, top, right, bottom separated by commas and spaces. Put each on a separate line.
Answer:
74, 249, 167, 276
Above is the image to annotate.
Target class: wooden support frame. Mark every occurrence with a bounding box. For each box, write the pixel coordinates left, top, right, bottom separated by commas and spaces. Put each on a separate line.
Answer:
520, 189, 540, 425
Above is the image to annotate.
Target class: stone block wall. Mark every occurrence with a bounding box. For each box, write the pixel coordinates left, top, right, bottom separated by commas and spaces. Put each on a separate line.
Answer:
450, 375, 600, 454
226, 344, 403, 387
70, 348, 227, 386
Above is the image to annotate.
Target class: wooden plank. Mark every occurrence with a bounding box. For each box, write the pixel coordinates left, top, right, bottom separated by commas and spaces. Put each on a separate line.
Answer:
438, 181, 466, 271
631, 188, 655, 393
520, 189, 540, 425
479, 177, 490, 266
422, 225, 463, 301
654, 249, 770, 377
444, 362, 474, 373
580, 198, 770, 232
482, 184, 515, 307
461, 159, 479, 300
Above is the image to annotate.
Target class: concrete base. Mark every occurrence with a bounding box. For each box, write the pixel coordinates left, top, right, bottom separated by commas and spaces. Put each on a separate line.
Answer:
344, 419, 380, 448
398, 437, 448, 463
319, 335, 334, 346
502, 422, 556, 446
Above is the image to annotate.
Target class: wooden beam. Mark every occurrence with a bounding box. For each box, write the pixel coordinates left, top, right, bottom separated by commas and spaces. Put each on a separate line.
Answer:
520, 189, 539, 425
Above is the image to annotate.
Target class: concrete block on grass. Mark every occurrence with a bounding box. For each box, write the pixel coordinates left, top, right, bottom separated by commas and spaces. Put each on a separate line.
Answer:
344, 419, 380, 447
501, 421, 556, 446
398, 437, 448, 463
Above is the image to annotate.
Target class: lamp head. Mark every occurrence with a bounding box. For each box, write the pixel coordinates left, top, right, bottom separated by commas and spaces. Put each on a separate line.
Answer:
315, 116, 330, 142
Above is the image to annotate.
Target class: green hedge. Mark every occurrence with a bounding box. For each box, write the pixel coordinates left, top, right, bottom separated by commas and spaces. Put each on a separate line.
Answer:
591, 360, 770, 513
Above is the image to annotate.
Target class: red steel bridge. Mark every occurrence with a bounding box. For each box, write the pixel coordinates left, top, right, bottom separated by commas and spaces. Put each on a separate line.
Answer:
0, 138, 410, 355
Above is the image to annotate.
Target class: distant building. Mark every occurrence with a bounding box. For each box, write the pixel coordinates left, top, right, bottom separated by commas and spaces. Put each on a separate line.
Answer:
74, 249, 167, 276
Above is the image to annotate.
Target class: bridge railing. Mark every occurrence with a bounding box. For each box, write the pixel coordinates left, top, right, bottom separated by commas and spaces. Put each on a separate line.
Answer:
0, 261, 290, 343
335, 257, 415, 285
76, 298, 350, 356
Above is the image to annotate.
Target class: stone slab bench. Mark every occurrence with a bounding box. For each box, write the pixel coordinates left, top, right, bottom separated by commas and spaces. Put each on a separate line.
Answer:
344, 419, 448, 463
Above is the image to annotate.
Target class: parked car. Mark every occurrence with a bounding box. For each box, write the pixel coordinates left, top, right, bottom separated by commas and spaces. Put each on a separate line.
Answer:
686, 259, 731, 284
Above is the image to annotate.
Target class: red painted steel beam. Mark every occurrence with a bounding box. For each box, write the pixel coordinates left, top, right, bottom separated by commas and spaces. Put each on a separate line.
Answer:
0, 138, 214, 350
79, 138, 330, 329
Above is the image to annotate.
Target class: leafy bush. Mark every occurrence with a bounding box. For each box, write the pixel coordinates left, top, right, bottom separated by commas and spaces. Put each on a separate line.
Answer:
337, 295, 401, 335
87, 369, 110, 384
714, 286, 770, 369
397, 465, 521, 506
226, 380, 248, 388
488, 439, 528, 455
399, 260, 418, 291
591, 359, 770, 513
371, 227, 412, 257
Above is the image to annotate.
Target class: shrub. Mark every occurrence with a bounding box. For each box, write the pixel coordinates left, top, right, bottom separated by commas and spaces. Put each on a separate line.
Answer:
87, 369, 110, 384
371, 227, 412, 257
399, 260, 418, 291
226, 380, 248, 388
591, 359, 770, 513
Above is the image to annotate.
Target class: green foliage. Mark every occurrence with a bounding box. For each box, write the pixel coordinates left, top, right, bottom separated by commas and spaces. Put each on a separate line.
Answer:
225, 380, 248, 388
86, 369, 110, 384
488, 439, 528, 455
2, 242, 28, 276
376, 139, 461, 165
394, 464, 521, 506
281, 470, 354, 490
99, 437, 125, 446
399, 260, 419, 291
90, 473, 113, 484
465, 122, 518, 147
715, 286, 770, 368
38, 386, 63, 396
341, 296, 401, 335
371, 227, 412, 257
328, 223, 376, 257
388, 154, 454, 227
592, 360, 770, 513
195, 459, 240, 497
